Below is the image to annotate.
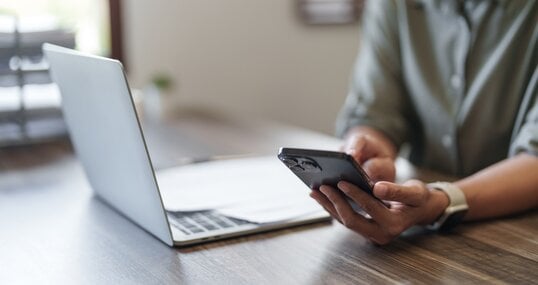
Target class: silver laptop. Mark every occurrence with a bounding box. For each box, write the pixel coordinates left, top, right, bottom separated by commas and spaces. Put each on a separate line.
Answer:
43, 43, 330, 247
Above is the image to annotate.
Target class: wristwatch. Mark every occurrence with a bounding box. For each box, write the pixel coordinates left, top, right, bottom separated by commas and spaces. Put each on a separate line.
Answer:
426, 182, 468, 232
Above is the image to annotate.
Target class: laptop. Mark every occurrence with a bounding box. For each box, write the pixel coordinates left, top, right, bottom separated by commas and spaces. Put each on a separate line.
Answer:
43, 43, 330, 247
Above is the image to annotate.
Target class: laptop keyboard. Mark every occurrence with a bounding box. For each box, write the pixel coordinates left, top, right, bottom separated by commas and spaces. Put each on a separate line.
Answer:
168, 211, 250, 235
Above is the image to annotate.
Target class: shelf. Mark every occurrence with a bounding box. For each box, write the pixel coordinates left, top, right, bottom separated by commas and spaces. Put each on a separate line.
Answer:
0, 68, 49, 76
0, 116, 67, 147
0, 15, 73, 146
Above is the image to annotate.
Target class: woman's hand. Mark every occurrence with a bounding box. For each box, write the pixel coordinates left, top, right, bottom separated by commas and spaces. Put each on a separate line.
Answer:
310, 180, 449, 245
342, 127, 397, 182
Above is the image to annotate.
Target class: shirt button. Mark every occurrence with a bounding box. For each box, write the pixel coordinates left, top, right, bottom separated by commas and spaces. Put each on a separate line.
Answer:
442, 135, 453, 148
451, 74, 462, 90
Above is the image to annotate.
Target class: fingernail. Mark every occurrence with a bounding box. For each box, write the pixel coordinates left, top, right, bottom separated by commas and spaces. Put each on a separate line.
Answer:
337, 181, 349, 192
375, 184, 388, 197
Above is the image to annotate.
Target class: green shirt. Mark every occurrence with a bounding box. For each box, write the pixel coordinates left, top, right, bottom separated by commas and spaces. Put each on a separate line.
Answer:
336, 0, 538, 176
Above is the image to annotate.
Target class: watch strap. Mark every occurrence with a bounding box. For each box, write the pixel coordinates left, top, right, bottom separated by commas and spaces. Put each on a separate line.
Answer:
426, 182, 468, 231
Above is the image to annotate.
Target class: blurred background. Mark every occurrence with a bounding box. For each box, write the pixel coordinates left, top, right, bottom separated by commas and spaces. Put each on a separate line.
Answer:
0, 0, 361, 147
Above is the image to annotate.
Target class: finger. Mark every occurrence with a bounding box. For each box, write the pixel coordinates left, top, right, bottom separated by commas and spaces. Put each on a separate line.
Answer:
345, 134, 384, 163
310, 190, 340, 221
311, 189, 341, 221
337, 180, 390, 224
345, 135, 368, 163
362, 157, 396, 182
373, 181, 427, 207
319, 185, 379, 237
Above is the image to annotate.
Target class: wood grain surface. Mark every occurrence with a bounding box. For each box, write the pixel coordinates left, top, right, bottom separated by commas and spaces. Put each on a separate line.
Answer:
1, 114, 536, 284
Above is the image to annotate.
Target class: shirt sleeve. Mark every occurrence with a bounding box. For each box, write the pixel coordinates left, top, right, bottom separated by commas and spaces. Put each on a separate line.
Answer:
510, 68, 538, 157
335, 0, 413, 148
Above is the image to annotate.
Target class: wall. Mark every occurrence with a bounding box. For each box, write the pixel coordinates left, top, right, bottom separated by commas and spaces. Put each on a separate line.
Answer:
123, 0, 360, 134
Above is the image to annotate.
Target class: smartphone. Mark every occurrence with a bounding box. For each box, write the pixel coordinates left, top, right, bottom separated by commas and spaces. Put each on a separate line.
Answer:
278, 147, 382, 211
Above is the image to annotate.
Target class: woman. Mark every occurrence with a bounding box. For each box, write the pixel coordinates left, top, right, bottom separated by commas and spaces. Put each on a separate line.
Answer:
310, 0, 538, 244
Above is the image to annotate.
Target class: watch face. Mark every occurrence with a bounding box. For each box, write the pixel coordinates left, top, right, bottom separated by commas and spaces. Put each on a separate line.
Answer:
439, 210, 468, 232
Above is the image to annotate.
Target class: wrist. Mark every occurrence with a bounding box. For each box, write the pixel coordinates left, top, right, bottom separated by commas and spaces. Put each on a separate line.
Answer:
425, 182, 469, 231
420, 188, 450, 225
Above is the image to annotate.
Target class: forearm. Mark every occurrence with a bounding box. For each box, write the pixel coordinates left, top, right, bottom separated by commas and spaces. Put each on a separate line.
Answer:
454, 153, 538, 221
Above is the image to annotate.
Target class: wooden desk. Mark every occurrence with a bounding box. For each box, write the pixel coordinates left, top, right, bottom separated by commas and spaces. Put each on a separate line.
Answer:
1, 114, 537, 284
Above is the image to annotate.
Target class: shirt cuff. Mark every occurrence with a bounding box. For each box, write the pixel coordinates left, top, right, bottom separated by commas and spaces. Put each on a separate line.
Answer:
510, 123, 538, 157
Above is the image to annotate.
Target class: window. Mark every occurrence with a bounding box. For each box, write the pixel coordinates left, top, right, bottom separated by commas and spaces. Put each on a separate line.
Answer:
0, 0, 115, 146
0, 0, 111, 55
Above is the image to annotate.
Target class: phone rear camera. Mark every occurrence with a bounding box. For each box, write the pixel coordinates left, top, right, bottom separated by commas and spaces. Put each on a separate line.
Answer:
290, 164, 305, 172
299, 158, 322, 173
301, 160, 317, 171
282, 157, 298, 167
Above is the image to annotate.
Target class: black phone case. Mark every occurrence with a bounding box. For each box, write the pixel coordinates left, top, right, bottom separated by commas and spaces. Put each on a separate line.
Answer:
277, 147, 374, 196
